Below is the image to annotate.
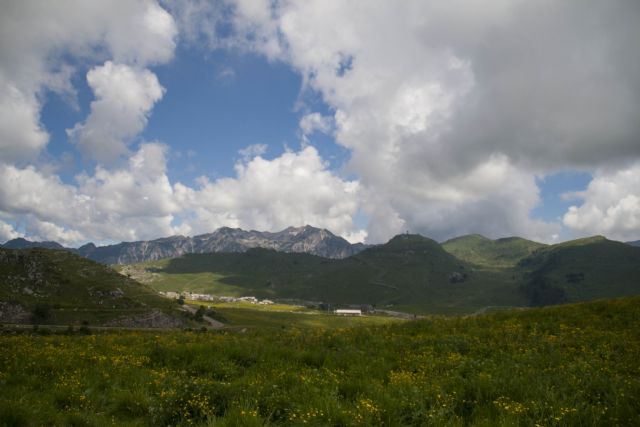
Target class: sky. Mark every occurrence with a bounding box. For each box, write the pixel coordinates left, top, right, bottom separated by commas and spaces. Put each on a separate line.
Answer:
1, 0, 639, 247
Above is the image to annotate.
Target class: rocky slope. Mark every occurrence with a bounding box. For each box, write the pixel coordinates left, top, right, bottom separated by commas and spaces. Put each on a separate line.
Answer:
0, 247, 183, 326
2, 225, 366, 264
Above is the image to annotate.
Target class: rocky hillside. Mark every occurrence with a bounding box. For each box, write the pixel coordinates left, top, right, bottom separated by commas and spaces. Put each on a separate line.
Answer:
1, 225, 366, 264
0, 247, 183, 326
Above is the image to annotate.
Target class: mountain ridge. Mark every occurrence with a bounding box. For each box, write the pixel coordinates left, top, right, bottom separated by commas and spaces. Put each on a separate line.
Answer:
2, 225, 366, 264
124, 232, 640, 314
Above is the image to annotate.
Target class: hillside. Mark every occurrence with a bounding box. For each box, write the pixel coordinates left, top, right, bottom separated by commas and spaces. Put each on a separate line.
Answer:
123, 233, 640, 315
442, 234, 546, 268
124, 234, 524, 314
0, 248, 183, 327
517, 236, 640, 306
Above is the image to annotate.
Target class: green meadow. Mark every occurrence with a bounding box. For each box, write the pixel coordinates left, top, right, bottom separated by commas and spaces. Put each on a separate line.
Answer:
1, 297, 639, 426
190, 300, 404, 330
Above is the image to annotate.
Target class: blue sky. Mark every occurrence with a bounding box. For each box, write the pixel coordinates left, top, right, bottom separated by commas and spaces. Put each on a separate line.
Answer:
1, 1, 639, 246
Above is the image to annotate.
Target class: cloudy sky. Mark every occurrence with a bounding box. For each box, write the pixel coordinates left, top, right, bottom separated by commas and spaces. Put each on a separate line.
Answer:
1, 0, 639, 246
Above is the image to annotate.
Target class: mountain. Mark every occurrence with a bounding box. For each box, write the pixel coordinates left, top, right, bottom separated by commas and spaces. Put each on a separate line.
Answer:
627, 240, 640, 247
442, 234, 546, 268
124, 234, 526, 314
0, 247, 184, 327
2, 237, 66, 250
1, 225, 366, 264
517, 236, 640, 306
124, 233, 640, 315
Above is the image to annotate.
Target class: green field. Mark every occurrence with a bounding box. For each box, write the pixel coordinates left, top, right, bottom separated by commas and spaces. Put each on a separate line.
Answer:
190, 300, 404, 330
1, 297, 638, 426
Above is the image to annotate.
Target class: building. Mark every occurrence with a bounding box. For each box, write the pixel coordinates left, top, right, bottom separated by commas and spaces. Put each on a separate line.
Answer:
335, 309, 362, 316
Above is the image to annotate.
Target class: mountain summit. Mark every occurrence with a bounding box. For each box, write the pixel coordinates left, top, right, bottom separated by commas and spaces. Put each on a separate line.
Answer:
2, 226, 365, 264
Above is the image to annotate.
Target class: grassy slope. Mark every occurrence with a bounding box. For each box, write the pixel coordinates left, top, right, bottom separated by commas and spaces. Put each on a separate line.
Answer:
517, 236, 640, 301
0, 248, 178, 325
0, 297, 638, 426
124, 235, 524, 315
442, 234, 546, 268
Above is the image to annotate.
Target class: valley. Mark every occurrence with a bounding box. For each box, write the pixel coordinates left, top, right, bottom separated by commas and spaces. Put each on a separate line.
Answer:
118, 232, 640, 315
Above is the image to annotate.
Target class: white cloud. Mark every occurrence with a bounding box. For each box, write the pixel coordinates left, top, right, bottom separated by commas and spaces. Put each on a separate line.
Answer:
181, 146, 364, 241
2, 0, 640, 246
0, 220, 23, 243
67, 62, 165, 163
0, 141, 367, 245
0, 78, 49, 163
238, 143, 268, 161
0, 143, 182, 245
26, 220, 85, 246
0, 0, 176, 164
299, 112, 333, 137
220, 0, 640, 242
563, 163, 640, 241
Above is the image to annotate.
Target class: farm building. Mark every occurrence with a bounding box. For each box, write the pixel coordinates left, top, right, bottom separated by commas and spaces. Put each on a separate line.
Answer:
335, 309, 362, 316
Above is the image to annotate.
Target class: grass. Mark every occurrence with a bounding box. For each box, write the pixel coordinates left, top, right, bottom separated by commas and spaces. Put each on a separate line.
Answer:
0, 296, 638, 426
0, 248, 180, 325
442, 234, 546, 268
189, 300, 403, 330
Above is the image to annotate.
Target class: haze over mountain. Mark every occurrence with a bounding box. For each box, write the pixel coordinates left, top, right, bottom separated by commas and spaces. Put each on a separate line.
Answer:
1, 226, 366, 264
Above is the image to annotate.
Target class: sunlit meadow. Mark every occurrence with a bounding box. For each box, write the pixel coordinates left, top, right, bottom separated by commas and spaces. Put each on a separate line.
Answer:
1, 297, 639, 426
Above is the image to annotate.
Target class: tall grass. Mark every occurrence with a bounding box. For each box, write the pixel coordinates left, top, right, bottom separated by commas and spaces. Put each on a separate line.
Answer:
1, 297, 639, 426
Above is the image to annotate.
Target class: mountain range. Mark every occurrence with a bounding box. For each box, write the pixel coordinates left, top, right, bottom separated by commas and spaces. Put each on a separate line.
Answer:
1, 225, 366, 264
2, 230, 640, 318
122, 233, 640, 314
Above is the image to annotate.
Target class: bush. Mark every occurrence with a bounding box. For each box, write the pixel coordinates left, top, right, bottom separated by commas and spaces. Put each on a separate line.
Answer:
31, 303, 51, 324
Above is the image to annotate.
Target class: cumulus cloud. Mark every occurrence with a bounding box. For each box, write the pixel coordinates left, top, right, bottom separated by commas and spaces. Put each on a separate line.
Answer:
180, 146, 364, 240
0, 220, 23, 242
220, 0, 640, 242
0, 0, 176, 164
299, 113, 333, 144
0, 142, 365, 245
238, 143, 267, 161
0, 143, 184, 245
67, 62, 165, 163
0, 79, 49, 163
563, 163, 640, 241
2, 0, 640, 246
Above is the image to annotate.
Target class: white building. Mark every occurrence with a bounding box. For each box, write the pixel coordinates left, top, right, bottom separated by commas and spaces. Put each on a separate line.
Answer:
335, 309, 362, 316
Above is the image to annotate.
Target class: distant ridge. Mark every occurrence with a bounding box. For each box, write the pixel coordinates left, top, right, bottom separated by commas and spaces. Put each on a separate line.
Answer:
627, 240, 640, 247
2, 237, 65, 250
2, 225, 367, 264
